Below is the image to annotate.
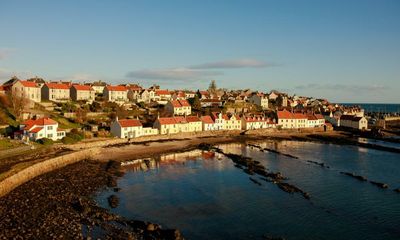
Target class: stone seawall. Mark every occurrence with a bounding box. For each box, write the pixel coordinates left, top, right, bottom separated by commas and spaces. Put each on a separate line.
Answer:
0, 148, 100, 198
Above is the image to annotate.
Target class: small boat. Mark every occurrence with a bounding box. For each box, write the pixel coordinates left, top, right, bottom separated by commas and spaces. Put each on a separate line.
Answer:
202, 151, 215, 159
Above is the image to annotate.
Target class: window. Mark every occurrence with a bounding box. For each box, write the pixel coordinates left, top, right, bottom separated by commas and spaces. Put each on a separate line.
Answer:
48, 126, 53, 130
47, 134, 53, 138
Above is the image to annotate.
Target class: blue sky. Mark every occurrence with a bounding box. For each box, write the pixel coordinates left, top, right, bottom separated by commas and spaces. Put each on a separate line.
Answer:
0, 0, 399, 103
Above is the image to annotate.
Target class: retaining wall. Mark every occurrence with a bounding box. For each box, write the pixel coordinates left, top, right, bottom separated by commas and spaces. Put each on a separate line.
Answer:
0, 148, 100, 198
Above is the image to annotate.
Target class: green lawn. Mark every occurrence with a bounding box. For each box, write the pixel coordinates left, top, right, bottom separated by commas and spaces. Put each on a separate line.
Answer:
0, 139, 23, 150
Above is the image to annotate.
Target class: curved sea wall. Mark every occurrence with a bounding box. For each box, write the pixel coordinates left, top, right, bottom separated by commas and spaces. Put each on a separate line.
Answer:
0, 148, 100, 198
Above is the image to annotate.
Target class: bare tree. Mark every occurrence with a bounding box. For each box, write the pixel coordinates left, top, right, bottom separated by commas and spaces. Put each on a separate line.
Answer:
8, 92, 29, 120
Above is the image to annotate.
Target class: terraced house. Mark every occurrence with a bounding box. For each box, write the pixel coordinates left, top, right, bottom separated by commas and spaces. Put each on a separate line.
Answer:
70, 84, 95, 102
11, 80, 41, 103
41, 83, 70, 102
165, 99, 191, 116
103, 85, 128, 102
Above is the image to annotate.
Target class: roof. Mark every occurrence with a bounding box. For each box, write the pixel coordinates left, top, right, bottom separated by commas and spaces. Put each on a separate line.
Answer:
186, 116, 201, 122
340, 115, 364, 121
293, 113, 307, 119
19, 80, 38, 88
23, 117, 58, 130
277, 110, 293, 119
106, 85, 127, 91
155, 90, 170, 95
72, 84, 93, 91
169, 99, 190, 108
201, 116, 214, 124
45, 83, 70, 89
30, 127, 43, 133
157, 117, 177, 125
118, 119, 142, 127
244, 116, 268, 122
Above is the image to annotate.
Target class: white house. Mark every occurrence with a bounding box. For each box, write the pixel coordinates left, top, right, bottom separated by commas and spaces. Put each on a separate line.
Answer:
306, 114, 325, 128
153, 116, 189, 134
21, 117, 65, 141
201, 116, 218, 131
249, 93, 269, 109
110, 118, 143, 138
241, 116, 275, 130
339, 115, 368, 130
165, 99, 192, 116
211, 112, 241, 130
185, 116, 202, 132
103, 85, 128, 102
70, 84, 95, 102
277, 110, 308, 129
11, 80, 41, 103
41, 83, 70, 102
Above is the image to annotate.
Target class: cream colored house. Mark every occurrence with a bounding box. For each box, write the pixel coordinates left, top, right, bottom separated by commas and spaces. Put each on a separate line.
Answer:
70, 84, 95, 102
306, 114, 325, 128
103, 85, 128, 102
41, 83, 70, 102
153, 116, 189, 134
211, 112, 241, 130
201, 116, 218, 131
165, 100, 192, 116
241, 116, 275, 130
21, 117, 65, 141
89, 81, 107, 94
249, 93, 269, 109
11, 80, 41, 103
339, 115, 368, 130
277, 110, 310, 129
186, 116, 202, 132
110, 118, 143, 138
136, 89, 155, 103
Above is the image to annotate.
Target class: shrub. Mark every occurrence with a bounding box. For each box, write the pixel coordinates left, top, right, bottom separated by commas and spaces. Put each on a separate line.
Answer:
36, 138, 53, 145
61, 136, 77, 144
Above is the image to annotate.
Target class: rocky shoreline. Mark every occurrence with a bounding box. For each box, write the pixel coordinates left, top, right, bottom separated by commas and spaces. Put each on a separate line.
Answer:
0, 160, 184, 240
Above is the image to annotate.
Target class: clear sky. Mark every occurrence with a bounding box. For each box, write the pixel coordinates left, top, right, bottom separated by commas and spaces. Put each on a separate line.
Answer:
0, 0, 399, 103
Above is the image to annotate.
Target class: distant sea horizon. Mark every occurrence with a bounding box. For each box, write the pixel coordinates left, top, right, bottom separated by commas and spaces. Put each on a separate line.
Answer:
341, 103, 400, 113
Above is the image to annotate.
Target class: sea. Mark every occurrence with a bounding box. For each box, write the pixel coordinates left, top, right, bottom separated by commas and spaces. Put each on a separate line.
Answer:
96, 140, 400, 240
341, 103, 400, 113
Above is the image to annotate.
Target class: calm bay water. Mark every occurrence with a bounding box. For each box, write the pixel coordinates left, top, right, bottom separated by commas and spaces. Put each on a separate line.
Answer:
342, 103, 400, 113
96, 141, 400, 240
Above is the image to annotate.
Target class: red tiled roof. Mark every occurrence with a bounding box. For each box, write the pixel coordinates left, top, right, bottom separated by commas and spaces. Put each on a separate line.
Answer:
118, 119, 142, 127
178, 99, 190, 107
72, 84, 93, 91
277, 110, 294, 119
201, 116, 214, 124
45, 83, 70, 89
174, 116, 187, 123
155, 90, 170, 95
23, 117, 58, 130
30, 127, 43, 133
157, 117, 177, 125
106, 85, 127, 91
19, 80, 38, 88
170, 100, 182, 108
186, 116, 201, 122
199, 91, 209, 95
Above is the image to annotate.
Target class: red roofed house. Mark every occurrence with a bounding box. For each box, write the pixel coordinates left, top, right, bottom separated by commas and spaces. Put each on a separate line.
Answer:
201, 115, 218, 131
11, 80, 41, 103
186, 115, 202, 132
41, 83, 70, 102
277, 110, 309, 129
153, 116, 190, 134
306, 114, 325, 128
20, 117, 65, 141
241, 115, 276, 130
103, 85, 128, 102
165, 99, 192, 116
70, 84, 95, 102
211, 112, 241, 130
111, 117, 142, 138
155, 90, 172, 103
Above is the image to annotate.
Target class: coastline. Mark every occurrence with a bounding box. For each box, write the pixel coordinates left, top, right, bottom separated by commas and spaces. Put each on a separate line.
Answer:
0, 129, 399, 239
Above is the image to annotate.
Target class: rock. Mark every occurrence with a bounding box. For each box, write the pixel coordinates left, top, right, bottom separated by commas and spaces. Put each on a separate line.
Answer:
107, 195, 119, 208
369, 181, 389, 189
394, 188, 400, 193
146, 223, 156, 231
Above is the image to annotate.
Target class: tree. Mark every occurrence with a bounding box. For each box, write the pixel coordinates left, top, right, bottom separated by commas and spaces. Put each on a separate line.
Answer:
75, 108, 87, 124
208, 80, 217, 94
8, 92, 28, 120
189, 95, 202, 111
